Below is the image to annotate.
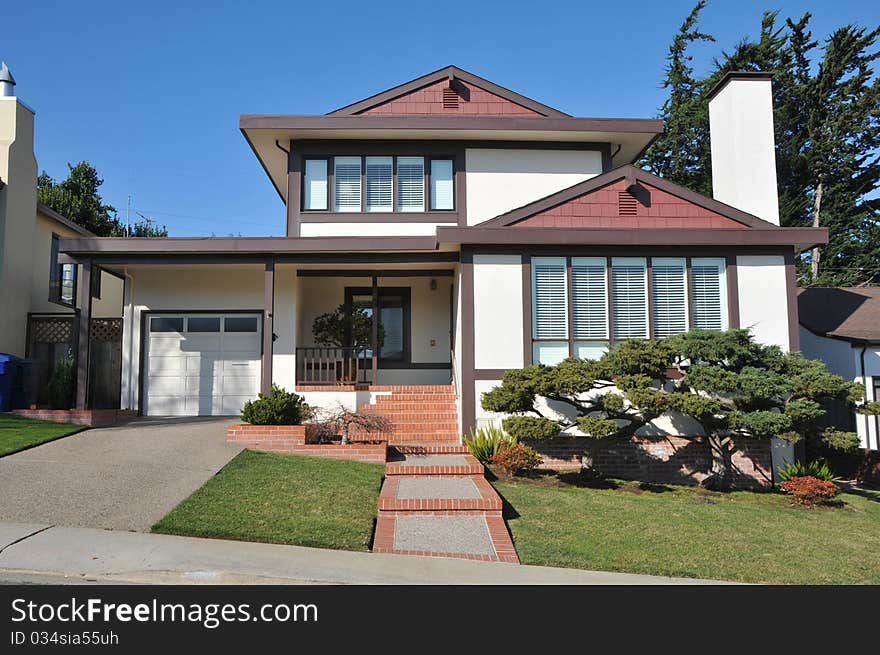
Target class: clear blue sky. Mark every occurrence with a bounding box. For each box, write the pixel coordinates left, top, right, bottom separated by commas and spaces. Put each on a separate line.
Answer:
3, 0, 878, 236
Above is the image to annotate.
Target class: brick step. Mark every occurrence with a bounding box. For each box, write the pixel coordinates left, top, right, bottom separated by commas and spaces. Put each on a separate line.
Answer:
377, 475, 502, 512
371, 393, 457, 399
385, 453, 484, 476
359, 412, 459, 421
390, 444, 467, 454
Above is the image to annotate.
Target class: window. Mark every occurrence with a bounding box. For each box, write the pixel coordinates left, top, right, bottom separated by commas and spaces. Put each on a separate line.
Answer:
530, 255, 729, 365
397, 156, 425, 212
365, 156, 393, 212
612, 258, 648, 339
224, 316, 259, 333
651, 258, 688, 338
430, 159, 454, 210
691, 258, 728, 330
150, 317, 184, 333
187, 317, 221, 332
49, 233, 76, 307
334, 156, 362, 212
303, 154, 454, 214
303, 159, 328, 210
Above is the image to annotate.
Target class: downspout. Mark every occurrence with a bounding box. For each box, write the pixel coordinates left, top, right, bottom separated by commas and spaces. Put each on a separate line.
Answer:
124, 269, 135, 410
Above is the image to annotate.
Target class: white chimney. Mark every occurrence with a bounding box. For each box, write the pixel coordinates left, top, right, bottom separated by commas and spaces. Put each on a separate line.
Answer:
0, 62, 15, 97
708, 72, 779, 225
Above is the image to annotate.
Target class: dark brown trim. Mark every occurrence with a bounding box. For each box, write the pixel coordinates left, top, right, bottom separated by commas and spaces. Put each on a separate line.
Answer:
725, 255, 740, 329
345, 285, 413, 368
784, 249, 800, 352
565, 256, 574, 357
478, 164, 780, 229
437, 226, 828, 248
75, 260, 92, 409
685, 257, 695, 329
82, 253, 460, 269
286, 148, 301, 236
298, 213, 458, 223
606, 256, 614, 346
262, 258, 275, 394
325, 65, 572, 118
137, 309, 265, 416
706, 71, 774, 102
58, 235, 441, 255
297, 269, 453, 278
521, 255, 532, 366
460, 248, 476, 434
240, 114, 665, 135
646, 258, 655, 339
474, 369, 511, 380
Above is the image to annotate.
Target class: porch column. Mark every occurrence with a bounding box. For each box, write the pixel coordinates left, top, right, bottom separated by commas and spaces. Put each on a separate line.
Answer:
261, 257, 275, 394
371, 274, 378, 385
75, 259, 92, 409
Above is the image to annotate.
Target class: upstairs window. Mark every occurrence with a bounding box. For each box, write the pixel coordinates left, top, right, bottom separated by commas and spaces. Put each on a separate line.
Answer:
303, 154, 454, 214
49, 233, 76, 307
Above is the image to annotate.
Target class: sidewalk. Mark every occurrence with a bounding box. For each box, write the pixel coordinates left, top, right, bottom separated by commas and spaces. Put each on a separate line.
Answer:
0, 522, 727, 585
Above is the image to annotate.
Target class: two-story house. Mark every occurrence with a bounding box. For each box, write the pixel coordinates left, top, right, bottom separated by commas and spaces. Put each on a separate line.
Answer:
55, 66, 825, 443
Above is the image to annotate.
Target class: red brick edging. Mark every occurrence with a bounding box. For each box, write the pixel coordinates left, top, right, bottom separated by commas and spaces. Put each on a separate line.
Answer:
226, 424, 387, 464
11, 409, 137, 427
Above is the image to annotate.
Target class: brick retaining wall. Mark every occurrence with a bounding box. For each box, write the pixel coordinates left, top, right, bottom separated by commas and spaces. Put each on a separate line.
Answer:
11, 409, 138, 427
526, 435, 773, 490
226, 424, 387, 464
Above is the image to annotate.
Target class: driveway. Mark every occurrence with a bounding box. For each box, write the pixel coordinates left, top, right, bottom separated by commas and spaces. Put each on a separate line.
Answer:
0, 417, 244, 531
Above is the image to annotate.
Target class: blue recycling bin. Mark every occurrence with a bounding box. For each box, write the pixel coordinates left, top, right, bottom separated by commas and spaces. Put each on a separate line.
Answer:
0, 353, 21, 412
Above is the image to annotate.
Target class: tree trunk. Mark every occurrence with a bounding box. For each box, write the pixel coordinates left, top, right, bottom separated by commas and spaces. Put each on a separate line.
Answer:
703, 433, 730, 491
810, 181, 824, 282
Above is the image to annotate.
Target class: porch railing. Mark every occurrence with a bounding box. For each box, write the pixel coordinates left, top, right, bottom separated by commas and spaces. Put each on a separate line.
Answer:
295, 347, 372, 386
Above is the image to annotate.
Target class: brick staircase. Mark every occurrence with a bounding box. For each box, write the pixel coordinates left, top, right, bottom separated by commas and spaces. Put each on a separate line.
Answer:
353, 385, 460, 445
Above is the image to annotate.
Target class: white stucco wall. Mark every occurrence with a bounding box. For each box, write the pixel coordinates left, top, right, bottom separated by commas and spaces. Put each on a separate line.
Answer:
0, 98, 37, 356
472, 254, 524, 370
709, 78, 780, 225
465, 149, 602, 225
299, 222, 446, 237
799, 327, 857, 380
736, 255, 789, 350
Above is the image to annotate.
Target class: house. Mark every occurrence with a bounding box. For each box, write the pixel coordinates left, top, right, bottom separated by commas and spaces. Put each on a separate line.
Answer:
798, 287, 880, 450
40, 65, 823, 457
0, 64, 123, 408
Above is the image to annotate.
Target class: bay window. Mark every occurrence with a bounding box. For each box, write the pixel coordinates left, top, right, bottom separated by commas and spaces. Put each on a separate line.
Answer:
302, 154, 454, 213
531, 255, 730, 365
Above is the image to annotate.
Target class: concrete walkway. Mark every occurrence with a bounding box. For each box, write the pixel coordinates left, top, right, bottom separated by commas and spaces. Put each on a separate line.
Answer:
0, 522, 727, 585
0, 417, 243, 531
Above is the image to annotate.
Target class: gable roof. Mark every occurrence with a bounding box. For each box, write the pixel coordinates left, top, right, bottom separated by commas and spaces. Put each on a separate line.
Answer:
798, 287, 880, 343
477, 165, 779, 229
327, 65, 570, 118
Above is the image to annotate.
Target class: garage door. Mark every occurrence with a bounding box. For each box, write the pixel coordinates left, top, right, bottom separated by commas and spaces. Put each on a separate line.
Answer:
144, 314, 262, 416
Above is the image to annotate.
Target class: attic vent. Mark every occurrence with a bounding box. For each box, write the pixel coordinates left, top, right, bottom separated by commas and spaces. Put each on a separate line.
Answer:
618, 191, 638, 216
442, 87, 459, 109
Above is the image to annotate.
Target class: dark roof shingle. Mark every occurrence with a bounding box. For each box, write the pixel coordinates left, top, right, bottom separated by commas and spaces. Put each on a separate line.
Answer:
798, 287, 880, 342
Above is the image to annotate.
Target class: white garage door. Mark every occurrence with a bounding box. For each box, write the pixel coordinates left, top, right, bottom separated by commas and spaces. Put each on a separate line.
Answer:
144, 314, 262, 416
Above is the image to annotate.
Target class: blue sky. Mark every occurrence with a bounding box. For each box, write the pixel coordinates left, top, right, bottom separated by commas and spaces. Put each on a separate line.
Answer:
3, 0, 878, 236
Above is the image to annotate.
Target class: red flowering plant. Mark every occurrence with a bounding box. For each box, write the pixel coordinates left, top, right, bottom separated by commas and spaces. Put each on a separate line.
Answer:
779, 475, 838, 508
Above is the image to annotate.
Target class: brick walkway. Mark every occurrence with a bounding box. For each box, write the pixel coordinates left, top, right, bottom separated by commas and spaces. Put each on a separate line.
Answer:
373, 445, 519, 564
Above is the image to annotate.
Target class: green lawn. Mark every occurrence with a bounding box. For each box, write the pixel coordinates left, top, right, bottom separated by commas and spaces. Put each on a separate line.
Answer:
0, 414, 85, 457
493, 474, 880, 584
152, 450, 385, 551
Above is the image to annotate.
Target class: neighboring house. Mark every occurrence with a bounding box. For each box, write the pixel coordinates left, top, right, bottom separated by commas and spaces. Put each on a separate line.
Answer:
44, 65, 823, 444
798, 287, 880, 450
0, 65, 123, 407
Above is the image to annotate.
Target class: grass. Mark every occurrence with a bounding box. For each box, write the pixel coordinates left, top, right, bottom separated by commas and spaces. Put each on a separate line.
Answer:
152, 450, 385, 551
0, 414, 85, 457
492, 471, 880, 584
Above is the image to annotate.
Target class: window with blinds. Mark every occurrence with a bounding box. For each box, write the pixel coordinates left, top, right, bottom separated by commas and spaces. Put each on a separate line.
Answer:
365, 157, 393, 212
571, 257, 608, 339
532, 257, 568, 340
651, 257, 688, 338
691, 258, 728, 330
430, 159, 454, 210
334, 157, 362, 212
397, 156, 425, 212
303, 159, 328, 210
611, 258, 648, 339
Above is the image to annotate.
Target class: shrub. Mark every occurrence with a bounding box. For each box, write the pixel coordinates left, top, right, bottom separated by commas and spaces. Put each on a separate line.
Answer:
502, 416, 560, 441
777, 458, 836, 482
240, 385, 309, 425
47, 354, 75, 409
492, 442, 542, 475
465, 424, 515, 464
779, 475, 838, 507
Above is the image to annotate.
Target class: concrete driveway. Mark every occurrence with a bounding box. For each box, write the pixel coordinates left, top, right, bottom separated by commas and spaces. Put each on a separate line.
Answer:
0, 417, 243, 531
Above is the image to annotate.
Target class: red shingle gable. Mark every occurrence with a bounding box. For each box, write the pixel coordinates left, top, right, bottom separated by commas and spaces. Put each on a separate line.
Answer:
359, 80, 542, 116
511, 178, 748, 229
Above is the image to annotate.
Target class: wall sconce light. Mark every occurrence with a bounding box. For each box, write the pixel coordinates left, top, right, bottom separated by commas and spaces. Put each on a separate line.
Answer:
430, 278, 437, 291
